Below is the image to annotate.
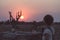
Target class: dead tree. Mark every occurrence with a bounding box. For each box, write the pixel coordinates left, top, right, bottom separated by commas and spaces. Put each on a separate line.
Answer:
9, 11, 16, 32
8, 10, 22, 32
16, 10, 22, 22
9, 11, 15, 22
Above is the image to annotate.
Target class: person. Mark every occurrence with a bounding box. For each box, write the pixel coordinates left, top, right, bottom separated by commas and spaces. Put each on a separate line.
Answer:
42, 14, 55, 40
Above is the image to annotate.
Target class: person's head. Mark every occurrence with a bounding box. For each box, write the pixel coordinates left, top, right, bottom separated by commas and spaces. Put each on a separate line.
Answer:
43, 14, 54, 26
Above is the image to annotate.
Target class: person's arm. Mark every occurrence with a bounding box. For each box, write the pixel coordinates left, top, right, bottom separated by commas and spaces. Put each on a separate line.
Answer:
52, 33, 55, 40
52, 27, 55, 40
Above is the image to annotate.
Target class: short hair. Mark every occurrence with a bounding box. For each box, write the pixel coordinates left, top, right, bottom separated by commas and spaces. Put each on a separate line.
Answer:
43, 15, 54, 25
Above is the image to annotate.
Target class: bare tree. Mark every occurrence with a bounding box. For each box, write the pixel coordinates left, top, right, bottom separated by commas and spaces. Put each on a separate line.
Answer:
9, 11, 15, 22
16, 10, 22, 22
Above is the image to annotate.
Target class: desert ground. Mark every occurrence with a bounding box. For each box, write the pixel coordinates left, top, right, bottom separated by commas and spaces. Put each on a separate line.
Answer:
0, 23, 60, 40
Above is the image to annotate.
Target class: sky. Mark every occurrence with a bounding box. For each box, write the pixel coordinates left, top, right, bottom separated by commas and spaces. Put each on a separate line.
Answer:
0, 0, 60, 22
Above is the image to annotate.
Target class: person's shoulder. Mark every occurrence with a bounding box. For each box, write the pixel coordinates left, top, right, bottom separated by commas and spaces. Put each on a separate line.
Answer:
50, 26, 55, 34
50, 27, 55, 30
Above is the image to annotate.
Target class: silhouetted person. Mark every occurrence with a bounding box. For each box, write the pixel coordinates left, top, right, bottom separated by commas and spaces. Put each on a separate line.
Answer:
42, 14, 55, 40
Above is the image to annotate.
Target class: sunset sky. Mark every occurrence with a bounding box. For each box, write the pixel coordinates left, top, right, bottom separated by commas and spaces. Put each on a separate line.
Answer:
0, 0, 60, 22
